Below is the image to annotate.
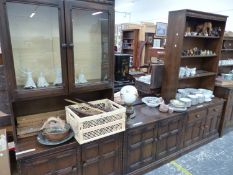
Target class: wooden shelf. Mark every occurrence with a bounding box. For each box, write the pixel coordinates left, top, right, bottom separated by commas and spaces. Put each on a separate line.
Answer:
219, 64, 233, 67
179, 71, 216, 80
221, 49, 233, 51
122, 48, 133, 50
184, 35, 220, 39
181, 54, 217, 58
122, 38, 134, 40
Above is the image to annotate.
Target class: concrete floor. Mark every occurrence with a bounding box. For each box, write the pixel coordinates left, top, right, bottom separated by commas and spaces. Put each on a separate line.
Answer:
146, 131, 233, 175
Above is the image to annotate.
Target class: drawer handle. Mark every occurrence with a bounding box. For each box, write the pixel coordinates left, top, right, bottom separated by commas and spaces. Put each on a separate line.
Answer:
213, 109, 217, 112
196, 114, 200, 118
205, 125, 209, 128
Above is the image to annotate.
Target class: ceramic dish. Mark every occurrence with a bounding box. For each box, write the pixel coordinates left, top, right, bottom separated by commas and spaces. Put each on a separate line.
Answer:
198, 88, 213, 95
142, 97, 163, 107
42, 123, 71, 141
204, 98, 212, 102
179, 98, 192, 107
195, 94, 205, 103
170, 99, 185, 108
169, 106, 187, 112
187, 95, 198, 105
37, 130, 74, 146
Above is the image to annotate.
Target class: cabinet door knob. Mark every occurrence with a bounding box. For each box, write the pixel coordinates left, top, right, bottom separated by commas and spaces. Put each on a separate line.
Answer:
196, 114, 200, 118
68, 43, 74, 47
213, 108, 217, 112
61, 43, 67, 48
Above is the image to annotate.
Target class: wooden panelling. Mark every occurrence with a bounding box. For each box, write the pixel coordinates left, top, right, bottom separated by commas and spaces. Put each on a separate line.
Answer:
82, 134, 122, 175
157, 115, 185, 159
124, 123, 157, 174
19, 148, 78, 175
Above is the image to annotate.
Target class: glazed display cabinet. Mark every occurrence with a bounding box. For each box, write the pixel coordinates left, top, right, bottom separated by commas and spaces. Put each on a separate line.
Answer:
0, 0, 114, 101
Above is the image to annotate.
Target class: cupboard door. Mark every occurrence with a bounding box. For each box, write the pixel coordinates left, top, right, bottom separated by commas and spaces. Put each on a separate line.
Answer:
184, 118, 205, 147
19, 148, 77, 175
183, 109, 207, 147
3, 0, 68, 100
203, 104, 223, 137
157, 115, 185, 159
65, 0, 114, 93
124, 123, 158, 174
81, 134, 122, 175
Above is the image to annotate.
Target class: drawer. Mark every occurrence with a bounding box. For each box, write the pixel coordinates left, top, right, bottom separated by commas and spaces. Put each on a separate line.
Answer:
208, 104, 223, 116
21, 149, 77, 175
188, 109, 207, 123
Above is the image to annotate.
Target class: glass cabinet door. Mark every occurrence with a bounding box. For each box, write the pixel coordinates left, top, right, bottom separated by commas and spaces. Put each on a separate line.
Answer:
67, 2, 113, 92
5, 1, 67, 98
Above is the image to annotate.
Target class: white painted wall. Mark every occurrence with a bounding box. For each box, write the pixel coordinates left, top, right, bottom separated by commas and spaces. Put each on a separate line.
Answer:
115, 0, 233, 31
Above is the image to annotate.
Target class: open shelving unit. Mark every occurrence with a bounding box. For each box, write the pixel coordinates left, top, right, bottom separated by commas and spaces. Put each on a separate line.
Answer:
122, 29, 139, 67
218, 36, 233, 74
161, 9, 227, 101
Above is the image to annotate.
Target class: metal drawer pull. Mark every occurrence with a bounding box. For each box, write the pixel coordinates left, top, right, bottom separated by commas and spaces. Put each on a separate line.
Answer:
205, 125, 209, 128
196, 114, 200, 118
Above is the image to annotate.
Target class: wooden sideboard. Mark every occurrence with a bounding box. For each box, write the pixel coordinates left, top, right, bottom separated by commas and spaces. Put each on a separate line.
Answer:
214, 86, 233, 136
16, 98, 224, 175
17, 134, 123, 175
124, 98, 223, 175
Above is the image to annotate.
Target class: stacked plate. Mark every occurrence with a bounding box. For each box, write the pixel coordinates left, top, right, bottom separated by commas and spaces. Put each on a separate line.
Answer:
170, 99, 187, 112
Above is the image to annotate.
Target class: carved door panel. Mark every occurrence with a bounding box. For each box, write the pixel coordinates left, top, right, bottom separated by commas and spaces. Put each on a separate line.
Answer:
204, 104, 223, 137
20, 148, 77, 175
203, 104, 223, 137
124, 123, 158, 174
157, 115, 185, 159
81, 134, 122, 175
184, 119, 205, 147
183, 109, 207, 147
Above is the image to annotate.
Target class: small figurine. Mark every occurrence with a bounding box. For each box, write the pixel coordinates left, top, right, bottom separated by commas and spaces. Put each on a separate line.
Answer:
196, 22, 212, 36
53, 68, 62, 86
37, 72, 49, 88
185, 26, 191, 36
211, 27, 221, 36
76, 71, 88, 84
23, 70, 37, 89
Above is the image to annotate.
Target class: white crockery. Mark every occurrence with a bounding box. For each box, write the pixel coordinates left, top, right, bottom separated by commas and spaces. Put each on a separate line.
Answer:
179, 98, 192, 107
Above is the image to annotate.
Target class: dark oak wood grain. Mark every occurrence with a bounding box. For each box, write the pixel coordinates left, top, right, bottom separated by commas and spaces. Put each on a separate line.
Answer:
161, 9, 227, 101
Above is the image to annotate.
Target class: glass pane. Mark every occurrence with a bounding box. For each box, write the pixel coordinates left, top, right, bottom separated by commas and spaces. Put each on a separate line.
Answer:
7, 2, 62, 89
72, 9, 109, 85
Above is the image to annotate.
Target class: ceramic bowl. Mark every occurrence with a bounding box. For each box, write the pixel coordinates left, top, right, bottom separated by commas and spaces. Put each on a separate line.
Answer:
170, 99, 186, 108
198, 89, 213, 96
187, 95, 198, 105
42, 123, 71, 141
222, 73, 233, 80
195, 94, 205, 103
179, 98, 192, 107
142, 97, 163, 107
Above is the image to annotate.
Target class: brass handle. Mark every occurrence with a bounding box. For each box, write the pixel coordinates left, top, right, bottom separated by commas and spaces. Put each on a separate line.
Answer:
68, 43, 74, 47
196, 114, 200, 118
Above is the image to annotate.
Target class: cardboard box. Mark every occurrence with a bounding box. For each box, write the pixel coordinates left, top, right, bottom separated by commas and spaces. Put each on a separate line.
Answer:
0, 129, 11, 175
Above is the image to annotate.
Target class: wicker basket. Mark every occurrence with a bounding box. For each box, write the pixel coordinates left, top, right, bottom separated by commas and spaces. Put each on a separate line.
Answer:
65, 99, 126, 144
